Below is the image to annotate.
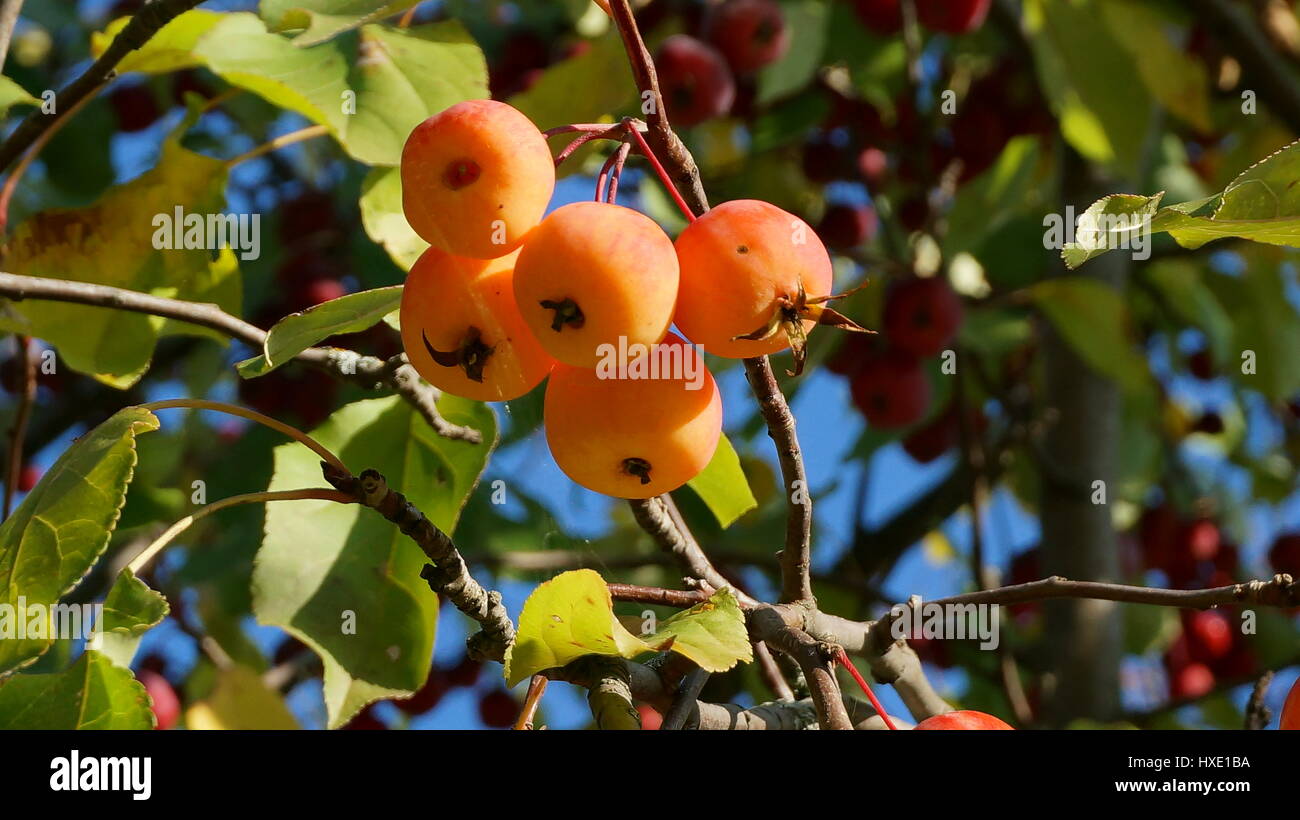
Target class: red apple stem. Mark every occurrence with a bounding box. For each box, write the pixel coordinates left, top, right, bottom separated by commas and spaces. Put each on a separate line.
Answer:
596, 139, 632, 204
836, 648, 898, 730
622, 117, 696, 223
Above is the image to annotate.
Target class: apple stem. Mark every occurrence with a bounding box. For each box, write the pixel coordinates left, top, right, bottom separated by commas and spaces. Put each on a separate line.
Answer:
621, 117, 696, 223
836, 648, 898, 730
596, 139, 632, 203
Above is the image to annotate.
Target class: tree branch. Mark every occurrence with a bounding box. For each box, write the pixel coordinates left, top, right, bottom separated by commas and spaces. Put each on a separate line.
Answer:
0, 0, 25, 74
0, 0, 206, 174
320, 464, 515, 662
627, 495, 759, 606
744, 357, 814, 602
0, 272, 480, 443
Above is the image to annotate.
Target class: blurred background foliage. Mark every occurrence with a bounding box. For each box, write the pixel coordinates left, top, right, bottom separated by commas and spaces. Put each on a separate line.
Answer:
1, 0, 1300, 730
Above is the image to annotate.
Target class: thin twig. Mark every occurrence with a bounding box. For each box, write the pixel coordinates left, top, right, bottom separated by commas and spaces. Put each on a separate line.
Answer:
2, 335, 34, 517
226, 124, 329, 168
514, 675, 548, 730
127, 488, 353, 575
1244, 671, 1274, 730
626, 495, 759, 607
608, 582, 711, 608
0, 82, 104, 236
321, 465, 516, 662
0, 273, 480, 443
0, 0, 207, 174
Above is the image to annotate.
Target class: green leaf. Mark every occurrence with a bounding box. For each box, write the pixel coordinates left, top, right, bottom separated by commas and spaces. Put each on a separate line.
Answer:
96, 569, 170, 669
0, 651, 153, 729
254, 394, 495, 727
240, 285, 404, 375
0, 138, 239, 387
360, 166, 427, 270
944, 136, 1044, 258
0, 75, 39, 117
1023, 0, 1152, 176
185, 664, 299, 728
504, 569, 751, 687
194, 14, 488, 166
756, 0, 828, 104
1061, 193, 1163, 270
684, 436, 756, 529
261, 0, 421, 46
638, 587, 752, 671
1030, 277, 1153, 395
1065, 140, 1300, 268
0, 408, 159, 678
1205, 252, 1300, 400
91, 9, 225, 74
1100, 0, 1211, 133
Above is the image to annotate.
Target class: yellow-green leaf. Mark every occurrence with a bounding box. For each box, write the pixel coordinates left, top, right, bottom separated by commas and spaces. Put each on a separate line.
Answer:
0, 408, 159, 678
0, 138, 239, 387
91, 10, 225, 74
685, 435, 756, 529
185, 664, 299, 729
504, 569, 752, 687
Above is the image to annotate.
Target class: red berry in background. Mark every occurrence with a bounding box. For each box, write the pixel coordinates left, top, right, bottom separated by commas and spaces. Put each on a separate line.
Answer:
705, 0, 790, 74
1008, 548, 1042, 618
852, 0, 902, 34
0, 353, 25, 393
816, 203, 878, 250
897, 195, 928, 232
478, 689, 518, 729
655, 35, 736, 127
278, 192, 339, 246
108, 83, 161, 132
857, 146, 889, 186
1138, 503, 1179, 571
851, 348, 931, 429
1183, 610, 1234, 662
907, 633, 952, 668
489, 30, 551, 98
305, 278, 348, 305
637, 703, 663, 730
901, 410, 956, 463
901, 403, 981, 464
883, 275, 964, 358
914, 710, 1013, 730
396, 668, 451, 715
949, 103, 1007, 182
1192, 411, 1224, 435
1210, 641, 1257, 680
1170, 662, 1215, 700
915, 0, 991, 34
801, 135, 851, 183
170, 68, 213, 106
138, 670, 180, 730
1282, 677, 1300, 730
1188, 349, 1214, 380
1269, 533, 1300, 576
17, 464, 41, 492
446, 655, 484, 688
827, 332, 873, 376
342, 706, 386, 730
1181, 518, 1221, 562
